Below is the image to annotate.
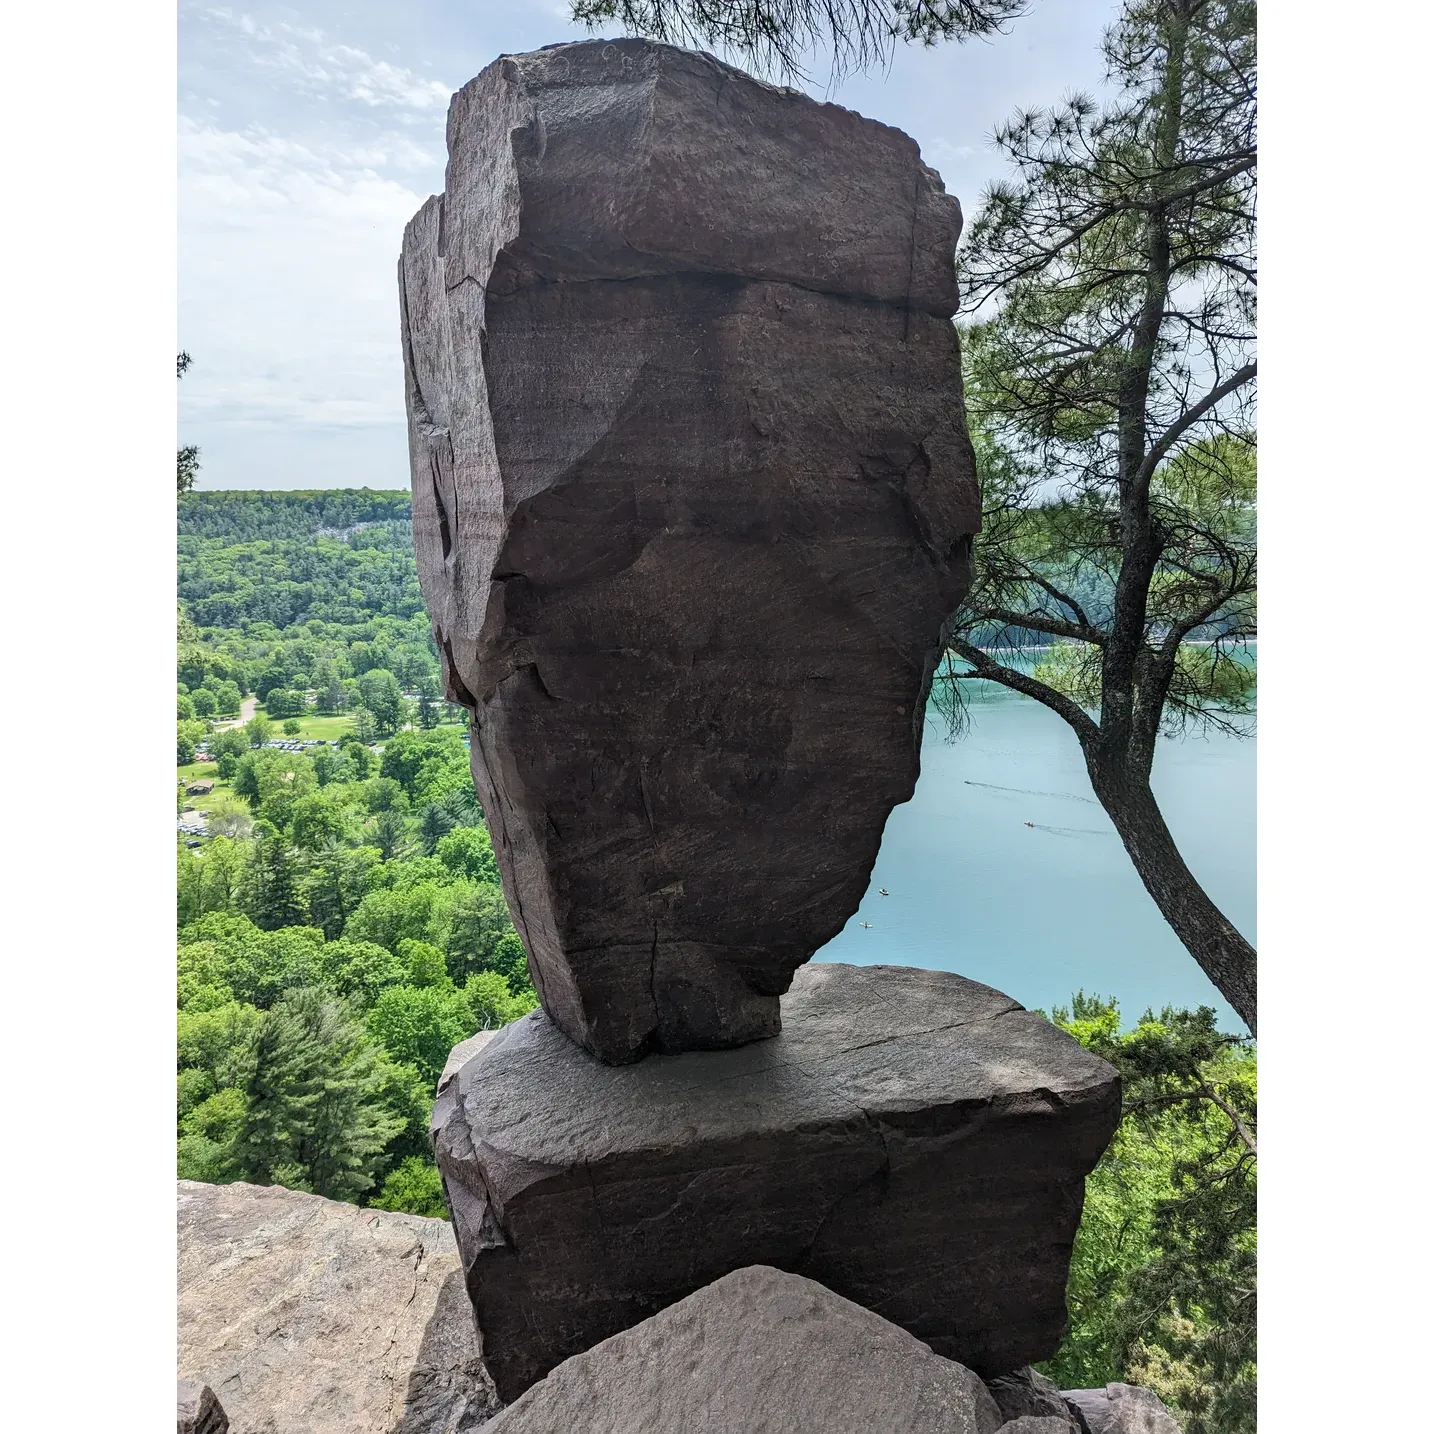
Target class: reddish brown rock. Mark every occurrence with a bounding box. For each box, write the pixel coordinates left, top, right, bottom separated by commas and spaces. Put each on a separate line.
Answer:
433, 963, 1120, 1402
400, 38, 980, 1063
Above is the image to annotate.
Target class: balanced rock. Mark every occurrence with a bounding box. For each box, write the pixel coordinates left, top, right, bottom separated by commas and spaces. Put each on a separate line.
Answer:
433, 963, 1120, 1401
1062, 1384, 1184, 1434
482, 1264, 1005, 1434
177, 1180, 500, 1433
177, 1379, 228, 1434
400, 38, 980, 1063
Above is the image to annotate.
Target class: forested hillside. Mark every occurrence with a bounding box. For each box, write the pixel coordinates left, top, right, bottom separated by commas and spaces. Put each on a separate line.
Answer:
177, 490, 536, 1219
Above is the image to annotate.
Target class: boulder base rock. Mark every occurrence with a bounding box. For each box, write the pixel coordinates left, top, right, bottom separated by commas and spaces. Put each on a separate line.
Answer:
177, 1180, 500, 1433
987, 1367, 1088, 1431
177, 1379, 228, 1434
482, 1265, 1004, 1434
434, 963, 1120, 1401
401, 37, 981, 1063
1062, 1384, 1184, 1434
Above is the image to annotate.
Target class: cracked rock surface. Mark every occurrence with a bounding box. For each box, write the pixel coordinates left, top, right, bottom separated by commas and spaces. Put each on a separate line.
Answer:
433, 963, 1121, 1402
482, 1264, 1005, 1434
400, 38, 981, 1064
177, 1180, 500, 1433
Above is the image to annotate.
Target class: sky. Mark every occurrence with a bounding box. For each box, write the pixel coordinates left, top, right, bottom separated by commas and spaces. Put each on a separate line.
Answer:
178, 0, 1123, 490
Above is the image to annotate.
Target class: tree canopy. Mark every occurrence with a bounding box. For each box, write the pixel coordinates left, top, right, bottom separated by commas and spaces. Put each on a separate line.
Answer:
572, 0, 1028, 78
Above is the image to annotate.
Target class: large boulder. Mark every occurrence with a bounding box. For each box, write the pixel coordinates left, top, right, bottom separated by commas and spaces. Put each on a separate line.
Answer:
177, 1180, 500, 1433
434, 962, 1120, 1401
400, 37, 981, 1063
1062, 1384, 1184, 1434
481, 1265, 1005, 1434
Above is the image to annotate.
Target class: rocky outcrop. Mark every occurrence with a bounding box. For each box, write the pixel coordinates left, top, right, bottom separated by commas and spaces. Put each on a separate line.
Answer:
481, 1264, 1005, 1434
177, 1180, 500, 1434
433, 962, 1121, 1401
400, 37, 980, 1063
177, 1379, 228, 1434
1063, 1384, 1184, 1434
987, 1367, 1089, 1431
998, 1420, 1081, 1434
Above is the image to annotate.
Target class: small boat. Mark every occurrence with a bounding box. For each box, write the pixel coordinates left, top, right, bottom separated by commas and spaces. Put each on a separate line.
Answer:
877, 888, 889, 896
859, 921, 873, 929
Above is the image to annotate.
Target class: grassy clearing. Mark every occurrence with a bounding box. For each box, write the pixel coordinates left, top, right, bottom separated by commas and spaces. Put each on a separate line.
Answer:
261, 711, 359, 742
177, 763, 235, 814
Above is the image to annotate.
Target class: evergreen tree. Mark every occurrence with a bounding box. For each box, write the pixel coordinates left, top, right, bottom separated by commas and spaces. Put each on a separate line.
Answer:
302, 844, 382, 939
232, 992, 322, 1188
234, 987, 401, 1201
289, 988, 404, 1201
241, 823, 306, 930
373, 807, 413, 863
358, 668, 404, 736
941, 0, 1258, 1030
418, 801, 455, 855
1047, 994, 1256, 1433
573, 0, 1026, 79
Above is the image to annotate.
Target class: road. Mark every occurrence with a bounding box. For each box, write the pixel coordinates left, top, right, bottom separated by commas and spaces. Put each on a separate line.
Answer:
214, 696, 258, 731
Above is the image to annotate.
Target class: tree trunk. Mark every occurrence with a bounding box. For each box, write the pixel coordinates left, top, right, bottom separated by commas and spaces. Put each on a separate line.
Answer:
1084, 751, 1257, 1034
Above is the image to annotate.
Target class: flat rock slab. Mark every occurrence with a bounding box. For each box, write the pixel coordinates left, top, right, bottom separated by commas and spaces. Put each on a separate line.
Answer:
177, 1180, 500, 1434
482, 1264, 1005, 1434
401, 38, 980, 1063
434, 963, 1120, 1401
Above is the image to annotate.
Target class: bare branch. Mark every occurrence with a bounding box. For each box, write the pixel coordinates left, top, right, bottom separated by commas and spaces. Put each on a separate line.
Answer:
945, 637, 1101, 744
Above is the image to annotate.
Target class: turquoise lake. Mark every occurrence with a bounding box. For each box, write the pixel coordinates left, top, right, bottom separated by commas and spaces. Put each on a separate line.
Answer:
814, 682, 1255, 1034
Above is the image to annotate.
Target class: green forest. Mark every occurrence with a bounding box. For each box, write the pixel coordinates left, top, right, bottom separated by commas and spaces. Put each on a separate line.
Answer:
177, 490, 535, 1219
176, 488, 1254, 1431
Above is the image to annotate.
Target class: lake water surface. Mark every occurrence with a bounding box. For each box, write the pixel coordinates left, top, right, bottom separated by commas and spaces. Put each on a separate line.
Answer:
815, 683, 1255, 1034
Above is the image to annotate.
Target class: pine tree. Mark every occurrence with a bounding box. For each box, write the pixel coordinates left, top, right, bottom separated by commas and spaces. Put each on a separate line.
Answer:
373, 807, 412, 863
233, 987, 402, 1201
418, 802, 455, 855
232, 994, 322, 1188
240, 823, 306, 931
942, 0, 1258, 1030
289, 988, 404, 1201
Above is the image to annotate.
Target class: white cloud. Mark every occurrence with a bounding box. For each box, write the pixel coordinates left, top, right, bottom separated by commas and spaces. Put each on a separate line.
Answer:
201, 7, 453, 111
179, 114, 432, 434
178, 7, 457, 480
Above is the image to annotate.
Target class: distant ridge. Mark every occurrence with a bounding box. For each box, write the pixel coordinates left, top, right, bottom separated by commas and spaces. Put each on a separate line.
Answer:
179, 489, 410, 542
